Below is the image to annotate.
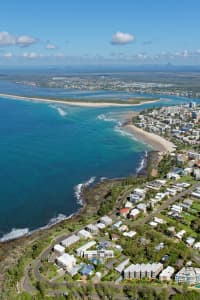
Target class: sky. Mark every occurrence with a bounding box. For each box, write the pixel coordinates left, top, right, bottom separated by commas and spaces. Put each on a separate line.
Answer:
0, 0, 200, 66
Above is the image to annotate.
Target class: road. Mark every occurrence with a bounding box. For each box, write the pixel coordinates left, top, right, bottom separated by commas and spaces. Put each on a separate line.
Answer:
137, 183, 197, 225
22, 182, 199, 294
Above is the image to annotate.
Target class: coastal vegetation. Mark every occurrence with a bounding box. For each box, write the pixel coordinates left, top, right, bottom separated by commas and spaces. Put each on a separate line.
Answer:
0, 92, 159, 106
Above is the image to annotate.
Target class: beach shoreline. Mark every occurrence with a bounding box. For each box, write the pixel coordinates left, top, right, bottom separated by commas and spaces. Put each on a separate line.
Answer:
0, 92, 159, 108
0, 109, 173, 243
124, 123, 176, 153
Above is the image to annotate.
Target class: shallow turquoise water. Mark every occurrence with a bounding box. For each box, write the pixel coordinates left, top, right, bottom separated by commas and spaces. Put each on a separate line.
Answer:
0, 82, 198, 240
0, 97, 148, 239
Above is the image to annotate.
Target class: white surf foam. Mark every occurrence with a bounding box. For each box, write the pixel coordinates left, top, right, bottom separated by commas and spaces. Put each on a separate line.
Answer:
97, 113, 117, 123
136, 150, 148, 173
0, 228, 29, 242
74, 176, 96, 205
38, 213, 74, 231
114, 125, 137, 139
0, 212, 77, 242
49, 104, 68, 117
100, 177, 107, 182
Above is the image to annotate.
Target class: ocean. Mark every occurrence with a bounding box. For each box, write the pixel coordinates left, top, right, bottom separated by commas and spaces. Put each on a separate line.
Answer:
0, 80, 198, 241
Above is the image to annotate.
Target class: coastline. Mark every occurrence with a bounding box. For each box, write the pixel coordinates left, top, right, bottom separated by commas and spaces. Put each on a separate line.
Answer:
0, 92, 159, 108
124, 123, 176, 153
0, 110, 171, 243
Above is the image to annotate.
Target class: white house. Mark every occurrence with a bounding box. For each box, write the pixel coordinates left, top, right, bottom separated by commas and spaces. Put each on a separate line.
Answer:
159, 266, 175, 281
123, 231, 137, 238
86, 224, 99, 234
129, 208, 140, 219
76, 240, 96, 257
175, 230, 186, 240
191, 188, 200, 198
137, 203, 147, 214
54, 244, 65, 256
154, 217, 166, 224
96, 223, 106, 230
125, 201, 133, 208
100, 215, 113, 226
167, 172, 180, 180
193, 242, 200, 250
56, 253, 76, 271
186, 237, 196, 247
61, 234, 80, 248
171, 204, 182, 214
78, 229, 92, 239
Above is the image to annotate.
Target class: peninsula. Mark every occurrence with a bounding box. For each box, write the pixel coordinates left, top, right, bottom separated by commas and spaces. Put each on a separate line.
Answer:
0, 93, 159, 108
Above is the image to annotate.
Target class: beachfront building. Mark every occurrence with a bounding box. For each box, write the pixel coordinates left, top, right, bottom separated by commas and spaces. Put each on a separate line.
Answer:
124, 263, 163, 279
175, 267, 200, 285
54, 244, 65, 256
77, 229, 92, 239
61, 234, 80, 248
76, 240, 96, 257
159, 266, 175, 281
56, 253, 76, 271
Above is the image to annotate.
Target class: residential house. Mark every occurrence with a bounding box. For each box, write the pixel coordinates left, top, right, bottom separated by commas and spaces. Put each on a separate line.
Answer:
159, 266, 175, 281
175, 267, 200, 285
124, 263, 163, 279
100, 215, 113, 226
129, 208, 140, 219
54, 244, 65, 256
61, 234, 80, 248
120, 208, 130, 218
56, 253, 76, 271
78, 229, 92, 239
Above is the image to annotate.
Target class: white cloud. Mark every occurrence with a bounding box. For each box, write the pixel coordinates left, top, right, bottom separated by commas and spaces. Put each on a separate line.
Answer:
46, 43, 57, 49
17, 35, 37, 47
111, 31, 135, 45
0, 31, 37, 47
0, 32, 16, 46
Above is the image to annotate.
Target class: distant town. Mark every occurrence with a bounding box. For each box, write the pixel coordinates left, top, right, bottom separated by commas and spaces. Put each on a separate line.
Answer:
10, 71, 200, 99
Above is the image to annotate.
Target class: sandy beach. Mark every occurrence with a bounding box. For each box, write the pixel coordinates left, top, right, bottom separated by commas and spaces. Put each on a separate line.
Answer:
0, 93, 159, 108
125, 124, 176, 153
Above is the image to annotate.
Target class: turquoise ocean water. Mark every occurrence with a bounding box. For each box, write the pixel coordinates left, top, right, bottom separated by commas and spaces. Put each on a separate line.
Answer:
0, 80, 198, 241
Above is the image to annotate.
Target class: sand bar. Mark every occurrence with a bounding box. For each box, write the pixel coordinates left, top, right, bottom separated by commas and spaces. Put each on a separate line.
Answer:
125, 124, 176, 153
0, 93, 159, 108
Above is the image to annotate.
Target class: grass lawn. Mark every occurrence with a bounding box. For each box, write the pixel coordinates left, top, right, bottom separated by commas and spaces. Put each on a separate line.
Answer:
191, 201, 200, 212
182, 212, 197, 226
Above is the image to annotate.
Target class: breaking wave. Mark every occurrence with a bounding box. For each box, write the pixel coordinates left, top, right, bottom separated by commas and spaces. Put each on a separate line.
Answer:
114, 125, 138, 140
0, 213, 76, 242
97, 113, 117, 123
0, 228, 29, 242
74, 176, 96, 205
49, 104, 68, 117
136, 150, 148, 174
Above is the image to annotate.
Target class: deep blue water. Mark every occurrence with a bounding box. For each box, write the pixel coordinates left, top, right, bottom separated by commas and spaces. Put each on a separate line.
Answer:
0, 80, 199, 241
